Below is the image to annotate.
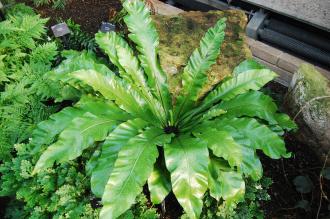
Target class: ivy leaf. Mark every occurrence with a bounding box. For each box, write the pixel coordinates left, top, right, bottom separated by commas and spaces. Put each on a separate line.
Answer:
321, 167, 330, 180
293, 175, 313, 194
295, 200, 311, 211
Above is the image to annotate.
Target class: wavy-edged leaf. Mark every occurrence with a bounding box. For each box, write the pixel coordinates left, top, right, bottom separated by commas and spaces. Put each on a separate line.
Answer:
201, 108, 226, 121
95, 31, 125, 73
90, 118, 148, 197
216, 90, 296, 131
148, 156, 171, 204
164, 135, 209, 219
49, 51, 111, 83
114, 35, 166, 124
96, 31, 148, 92
208, 157, 245, 205
181, 69, 277, 126
217, 90, 278, 124
216, 117, 290, 159
100, 128, 172, 219
30, 96, 128, 154
76, 96, 132, 121
175, 18, 226, 117
274, 113, 297, 131
233, 59, 265, 76
194, 127, 262, 180
123, 0, 171, 113
72, 69, 156, 123
199, 69, 276, 112
33, 113, 118, 174
30, 107, 84, 154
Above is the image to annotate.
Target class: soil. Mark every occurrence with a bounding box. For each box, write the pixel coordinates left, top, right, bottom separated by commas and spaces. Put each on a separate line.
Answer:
259, 82, 330, 219
4, 1, 329, 218
16, 0, 122, 33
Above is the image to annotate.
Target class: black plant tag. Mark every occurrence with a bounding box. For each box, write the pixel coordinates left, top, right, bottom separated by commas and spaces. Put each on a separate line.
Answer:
51, 22, 71, 37
100, 22, 116, 33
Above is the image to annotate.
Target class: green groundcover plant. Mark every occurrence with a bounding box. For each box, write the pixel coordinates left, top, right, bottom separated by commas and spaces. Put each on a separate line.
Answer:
31, 0, 296, 218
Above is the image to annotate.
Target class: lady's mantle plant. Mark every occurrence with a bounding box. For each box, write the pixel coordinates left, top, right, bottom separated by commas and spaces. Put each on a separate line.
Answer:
31, 0, 296, 218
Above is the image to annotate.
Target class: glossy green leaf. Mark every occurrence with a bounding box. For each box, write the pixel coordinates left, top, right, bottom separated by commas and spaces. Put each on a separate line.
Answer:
95, 32, 125, 74
217, 117, 290, 159
175, 18, 226, 118
114, 35, 166, 124
217, 91, 278, 124
164, 135, 209, 219
33, 113, 118, 174
100, 128, 172, 219
203, 69, 276, 110
30, 96, 128, 154
274, 113, 297, 131
72, 69, 156, 123
30, 107, 83, 154
233, 59, 265, 76
123, 0, 171, 113
49, 51, 111, 83
148, 157, 171, 204
91, 119, 148, 197
182, 69, 277, 125
194, 127, 262, 180
208, 157, 245, 204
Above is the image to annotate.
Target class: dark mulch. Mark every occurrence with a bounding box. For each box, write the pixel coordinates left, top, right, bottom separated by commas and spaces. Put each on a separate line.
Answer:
260, 82, 330, 219
16, 0, 122, 33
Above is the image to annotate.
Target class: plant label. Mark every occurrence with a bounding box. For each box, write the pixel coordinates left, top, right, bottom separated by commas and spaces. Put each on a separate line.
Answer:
100, 22, 116, 33
51, 23, 71, 37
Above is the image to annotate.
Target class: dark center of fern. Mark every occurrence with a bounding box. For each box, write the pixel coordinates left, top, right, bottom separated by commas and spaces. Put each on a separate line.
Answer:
163, 125, 179, 134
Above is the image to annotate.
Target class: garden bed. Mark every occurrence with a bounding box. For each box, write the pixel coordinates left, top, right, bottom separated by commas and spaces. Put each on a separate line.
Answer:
1, 1, 329, 218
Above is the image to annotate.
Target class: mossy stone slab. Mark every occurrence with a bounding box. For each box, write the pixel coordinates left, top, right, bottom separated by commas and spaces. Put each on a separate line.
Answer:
152, 10, 251, 96
286, 63, 330, 162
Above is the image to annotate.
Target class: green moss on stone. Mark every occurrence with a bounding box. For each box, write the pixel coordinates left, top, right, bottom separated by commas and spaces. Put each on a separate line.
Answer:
152, 10, 251, 97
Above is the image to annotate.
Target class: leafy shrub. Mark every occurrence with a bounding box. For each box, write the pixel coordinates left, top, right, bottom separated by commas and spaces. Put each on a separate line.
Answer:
31, 0, 296, 218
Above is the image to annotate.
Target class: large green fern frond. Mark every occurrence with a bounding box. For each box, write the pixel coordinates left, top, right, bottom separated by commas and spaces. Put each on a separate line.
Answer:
123, 0, 172, 117
175, 18, 226, 121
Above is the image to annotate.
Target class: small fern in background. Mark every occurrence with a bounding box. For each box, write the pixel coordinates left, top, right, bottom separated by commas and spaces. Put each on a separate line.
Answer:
64, 19, 97, 52
0, 4, 61, 161
33, 0, 67, 9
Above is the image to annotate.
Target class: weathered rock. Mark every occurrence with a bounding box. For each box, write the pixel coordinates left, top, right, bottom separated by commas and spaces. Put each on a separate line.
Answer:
152, 10, 251, 96
285, 64, 330, 162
